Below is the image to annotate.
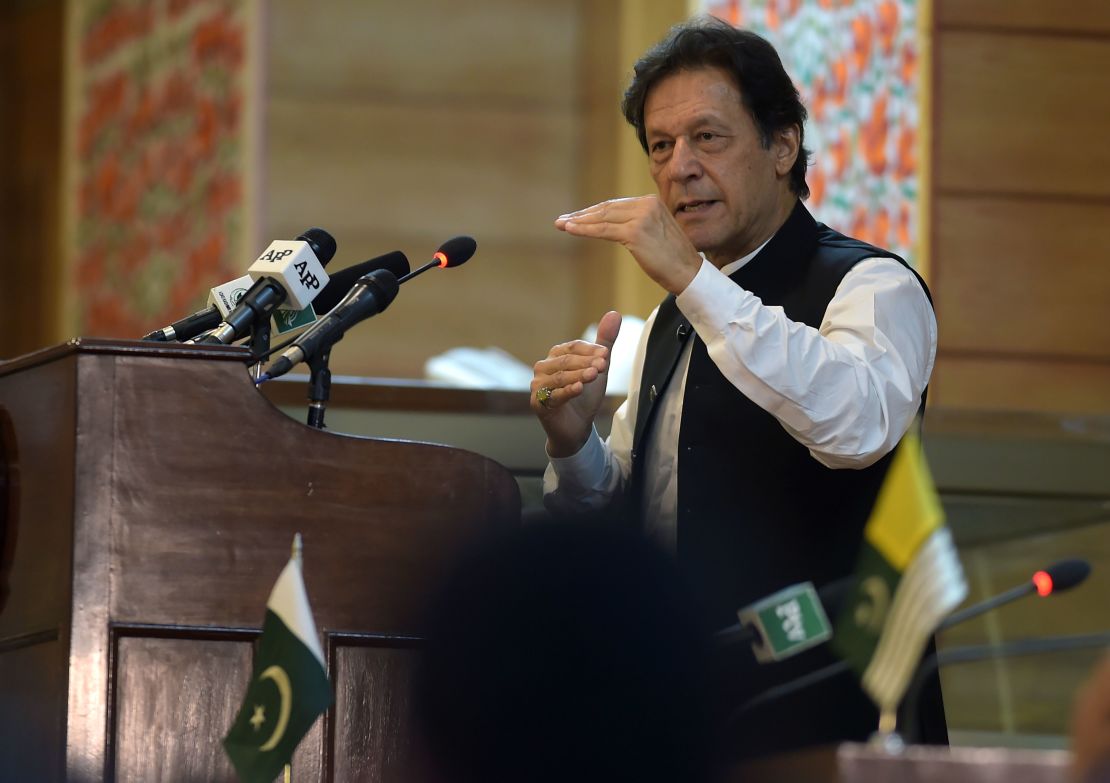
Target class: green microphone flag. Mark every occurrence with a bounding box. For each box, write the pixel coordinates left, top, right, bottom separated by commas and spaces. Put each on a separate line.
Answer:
224, 534, 333, 782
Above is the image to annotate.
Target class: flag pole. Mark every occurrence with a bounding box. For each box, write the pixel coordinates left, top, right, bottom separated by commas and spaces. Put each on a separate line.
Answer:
286, 532, 302, 783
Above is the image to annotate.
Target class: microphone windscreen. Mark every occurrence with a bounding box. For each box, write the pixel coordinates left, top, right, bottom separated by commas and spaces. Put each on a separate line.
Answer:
1042, 558, 1091, 592
313, 251, 409, 314
436, 235, 477, 267
362, 269, 400, 309
297, 227, 338, 265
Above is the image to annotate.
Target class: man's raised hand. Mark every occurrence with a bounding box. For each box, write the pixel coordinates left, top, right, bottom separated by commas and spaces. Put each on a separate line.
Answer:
530, 311, 622, 458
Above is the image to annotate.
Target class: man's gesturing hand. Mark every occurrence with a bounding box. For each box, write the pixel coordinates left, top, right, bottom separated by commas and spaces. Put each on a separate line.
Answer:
555, 195, 702, 295
531, 311, 622, 458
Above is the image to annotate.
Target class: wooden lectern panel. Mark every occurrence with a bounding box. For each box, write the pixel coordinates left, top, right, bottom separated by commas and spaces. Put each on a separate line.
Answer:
0, 339, 520, 782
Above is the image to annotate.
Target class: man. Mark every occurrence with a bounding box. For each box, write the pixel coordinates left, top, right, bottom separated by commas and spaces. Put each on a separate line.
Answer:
530, 17, 942, 757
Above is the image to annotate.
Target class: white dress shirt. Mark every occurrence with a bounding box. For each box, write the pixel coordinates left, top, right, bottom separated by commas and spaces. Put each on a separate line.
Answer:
543, 243, 937, 550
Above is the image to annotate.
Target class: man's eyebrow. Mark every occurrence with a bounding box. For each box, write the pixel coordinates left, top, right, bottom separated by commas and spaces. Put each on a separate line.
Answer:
646, 113, 728, 138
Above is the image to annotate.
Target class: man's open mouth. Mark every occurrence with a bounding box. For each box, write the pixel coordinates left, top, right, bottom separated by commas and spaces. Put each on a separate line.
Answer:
677, 200, 717, 213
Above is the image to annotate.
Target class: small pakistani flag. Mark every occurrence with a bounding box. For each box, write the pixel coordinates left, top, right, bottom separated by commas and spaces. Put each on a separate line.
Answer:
831, 428, 967, 713
224, 535, 333, 782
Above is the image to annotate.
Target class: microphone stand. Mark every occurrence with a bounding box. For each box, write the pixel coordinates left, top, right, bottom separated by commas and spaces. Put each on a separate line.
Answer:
249, 319, 272, 382
306, 349, 332, 430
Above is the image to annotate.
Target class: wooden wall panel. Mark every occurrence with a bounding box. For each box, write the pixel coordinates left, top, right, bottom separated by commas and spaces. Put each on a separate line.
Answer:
936, 31, 1110, 198
332, 643, 420, 783
268, 1, 579, 108
265, 1, 592, 378
930, 355, 1110, 414
933, 196, 1110, 359
113, 635, 252, 781
937, 0, 1110, 35
265, 99, 578, 247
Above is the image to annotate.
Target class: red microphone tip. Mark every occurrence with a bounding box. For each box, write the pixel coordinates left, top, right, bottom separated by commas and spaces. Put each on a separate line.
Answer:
434, 251, 449, 268
1032, 570, 1053, 597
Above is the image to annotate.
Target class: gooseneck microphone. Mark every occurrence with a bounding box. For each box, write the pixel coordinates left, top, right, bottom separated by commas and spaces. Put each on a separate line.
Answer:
194, 228, 337, 345
724, 558, 1092, 727
938, 557, 1089, 631
143, 306, 222, 343
252, 236, 476, 388
397, 235, 476, 283
259, 269, 401, 382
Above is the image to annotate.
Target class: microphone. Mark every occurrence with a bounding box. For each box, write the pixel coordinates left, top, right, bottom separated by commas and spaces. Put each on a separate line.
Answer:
258, 268, 401, 382
714, 577, 853, 661
194, 228, 336, 345
938, 557, 1090, 631
270, 251, 410, 338
142, 274, 254, 342
145, 252, 408, 344
397, 235, 476, 284
726, 558, 1092, 723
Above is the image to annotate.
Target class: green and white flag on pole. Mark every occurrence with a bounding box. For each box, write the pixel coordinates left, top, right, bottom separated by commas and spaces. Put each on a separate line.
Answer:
831, 429, 967, 714
224, 535, 333, 783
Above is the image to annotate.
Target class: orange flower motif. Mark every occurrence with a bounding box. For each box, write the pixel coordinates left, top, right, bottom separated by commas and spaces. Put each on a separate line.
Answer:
808, 164, 826, 206
94, 152, 122, 209
850, 207, 871, 245
766, 0, 780, 31
877, 0, 900, 56
77, 244, 108, 290
900, 43, 917, 86
859, 92, 889, 176
872, 207, 890, 248
851, 14, 873, 77
830, 128, 850, 179
196, 98, 219, 159
831, 57, 848, 105
811, 76, 827, 121
894, 124, 916, 180
897, 203, 912, 248
81, 5, 154, 65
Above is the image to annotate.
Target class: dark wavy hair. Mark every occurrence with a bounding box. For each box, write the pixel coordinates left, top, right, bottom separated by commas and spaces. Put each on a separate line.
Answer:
621, 16, 811, 199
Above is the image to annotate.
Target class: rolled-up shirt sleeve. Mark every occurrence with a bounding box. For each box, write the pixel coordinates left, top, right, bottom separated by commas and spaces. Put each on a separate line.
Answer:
676, 256, 936, 468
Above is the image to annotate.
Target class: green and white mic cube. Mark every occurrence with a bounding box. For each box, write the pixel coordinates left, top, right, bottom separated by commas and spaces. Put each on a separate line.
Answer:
272, 304, 317, 335
737, 581, 832, 663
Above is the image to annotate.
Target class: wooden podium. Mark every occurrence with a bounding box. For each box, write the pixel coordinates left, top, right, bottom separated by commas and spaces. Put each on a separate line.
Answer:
0, 340, 521, 782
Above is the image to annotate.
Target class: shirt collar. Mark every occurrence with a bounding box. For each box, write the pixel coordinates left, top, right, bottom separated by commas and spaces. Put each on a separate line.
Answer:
715, 234, 774, 277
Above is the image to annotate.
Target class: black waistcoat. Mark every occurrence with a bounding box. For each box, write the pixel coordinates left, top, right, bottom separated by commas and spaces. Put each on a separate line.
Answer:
628, 202, 941, 756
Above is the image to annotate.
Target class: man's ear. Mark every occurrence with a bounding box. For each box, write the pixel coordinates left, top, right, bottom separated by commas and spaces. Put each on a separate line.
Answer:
773, 124, 801, 177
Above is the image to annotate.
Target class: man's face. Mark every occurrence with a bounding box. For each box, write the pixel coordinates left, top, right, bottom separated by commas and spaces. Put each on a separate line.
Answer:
644, 66, 798, 267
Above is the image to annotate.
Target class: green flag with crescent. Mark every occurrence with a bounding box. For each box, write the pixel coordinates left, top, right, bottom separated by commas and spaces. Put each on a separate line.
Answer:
224, 536, 333, 782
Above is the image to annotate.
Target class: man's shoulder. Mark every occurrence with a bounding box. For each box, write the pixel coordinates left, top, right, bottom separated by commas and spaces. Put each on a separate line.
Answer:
812, 222, 905, 265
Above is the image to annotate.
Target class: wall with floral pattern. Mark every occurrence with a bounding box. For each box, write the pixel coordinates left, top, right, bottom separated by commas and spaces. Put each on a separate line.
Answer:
696, 0, 921, 267
66, 0, 256, 337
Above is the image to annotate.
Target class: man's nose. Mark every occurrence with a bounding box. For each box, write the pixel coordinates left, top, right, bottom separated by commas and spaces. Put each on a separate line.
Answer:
668, 137, 703, 181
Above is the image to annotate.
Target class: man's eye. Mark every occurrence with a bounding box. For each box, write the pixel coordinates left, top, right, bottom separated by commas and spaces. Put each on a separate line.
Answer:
699, 132, 716, 141
650, 141, 672, 153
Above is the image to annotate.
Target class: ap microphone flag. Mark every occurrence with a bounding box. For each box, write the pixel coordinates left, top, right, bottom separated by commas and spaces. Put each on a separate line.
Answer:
831, 427, 967, 716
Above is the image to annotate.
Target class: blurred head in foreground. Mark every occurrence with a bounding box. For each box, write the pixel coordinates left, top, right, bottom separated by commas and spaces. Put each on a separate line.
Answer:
414, 521, 714, 783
